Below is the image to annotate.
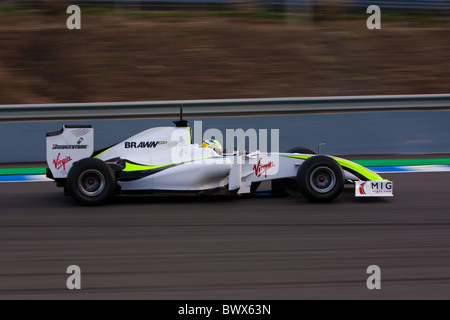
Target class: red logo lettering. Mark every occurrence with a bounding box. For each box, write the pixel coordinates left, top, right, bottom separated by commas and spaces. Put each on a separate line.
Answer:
253, 158, 275, 178
53, 153, 72, 171
359, 182, 367, 195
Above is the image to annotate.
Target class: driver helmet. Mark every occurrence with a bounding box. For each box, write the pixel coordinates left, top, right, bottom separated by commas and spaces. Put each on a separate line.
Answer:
202, 139, 223, 155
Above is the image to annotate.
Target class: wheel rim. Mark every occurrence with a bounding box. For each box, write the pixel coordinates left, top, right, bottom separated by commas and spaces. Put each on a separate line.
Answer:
310, 166, 336, 193
78, 169, 105, 197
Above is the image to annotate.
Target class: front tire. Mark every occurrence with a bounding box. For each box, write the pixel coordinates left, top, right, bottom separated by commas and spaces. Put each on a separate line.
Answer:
67, 158, 116, 205
297, 156, 344, 203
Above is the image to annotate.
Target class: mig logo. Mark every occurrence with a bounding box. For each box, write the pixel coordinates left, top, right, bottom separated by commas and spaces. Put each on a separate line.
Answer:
125, 141, 167, 149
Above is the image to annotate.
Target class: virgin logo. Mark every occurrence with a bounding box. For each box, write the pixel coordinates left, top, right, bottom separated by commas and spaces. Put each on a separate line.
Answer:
253, 158, 275, 178
53, 153, 72, 171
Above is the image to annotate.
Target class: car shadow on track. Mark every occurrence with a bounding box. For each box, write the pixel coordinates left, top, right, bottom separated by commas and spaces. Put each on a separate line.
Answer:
104, 185, 390, 207
109, 193, 239, 206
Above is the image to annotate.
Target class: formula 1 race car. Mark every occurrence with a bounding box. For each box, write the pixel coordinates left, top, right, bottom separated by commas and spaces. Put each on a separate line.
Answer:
46, 119, 393, 205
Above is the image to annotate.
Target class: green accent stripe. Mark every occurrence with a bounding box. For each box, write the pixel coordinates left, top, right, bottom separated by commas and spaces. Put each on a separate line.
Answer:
282, 157, 450, 167
334, 158, 382, 181
354, 158, 450, 167
94, 148, 111, 158
123, 162, 172, 172
0, 168, 47, 176
122, 156, 216, 172
279, 155, 312, 160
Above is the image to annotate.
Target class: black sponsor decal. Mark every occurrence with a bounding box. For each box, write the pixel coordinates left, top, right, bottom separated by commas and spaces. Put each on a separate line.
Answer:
52, 144, 88, 150
371, 182, 392, 190
125, 141, 167, 149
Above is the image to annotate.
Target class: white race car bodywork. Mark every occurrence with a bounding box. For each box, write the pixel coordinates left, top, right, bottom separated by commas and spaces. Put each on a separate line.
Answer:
46, 124, 393, 204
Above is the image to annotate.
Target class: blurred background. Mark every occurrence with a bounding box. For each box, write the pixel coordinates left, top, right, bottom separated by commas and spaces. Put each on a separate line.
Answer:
1, 2, 450, 301
0, 0, 449, 104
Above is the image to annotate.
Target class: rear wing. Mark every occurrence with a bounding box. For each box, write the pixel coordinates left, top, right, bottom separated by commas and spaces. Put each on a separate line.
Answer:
46, 126, 94, 179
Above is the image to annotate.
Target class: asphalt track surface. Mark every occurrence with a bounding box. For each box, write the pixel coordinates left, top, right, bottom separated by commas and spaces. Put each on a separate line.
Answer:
1, 172, 450, 300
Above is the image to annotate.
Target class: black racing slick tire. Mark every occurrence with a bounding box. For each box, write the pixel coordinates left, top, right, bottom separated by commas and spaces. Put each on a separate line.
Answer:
297, 156, 344, 203
67, 158, 116, 205
287, 147, 316, 155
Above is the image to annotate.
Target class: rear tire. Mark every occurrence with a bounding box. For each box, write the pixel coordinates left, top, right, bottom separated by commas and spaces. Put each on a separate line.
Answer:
287, 147, 316, 155
297, 156, 344, 203
67, 158, 116, 205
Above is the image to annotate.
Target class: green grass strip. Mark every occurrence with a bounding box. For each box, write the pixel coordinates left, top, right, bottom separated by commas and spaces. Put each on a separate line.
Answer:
0, 168, 47, 176
353, 158, 450, 167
